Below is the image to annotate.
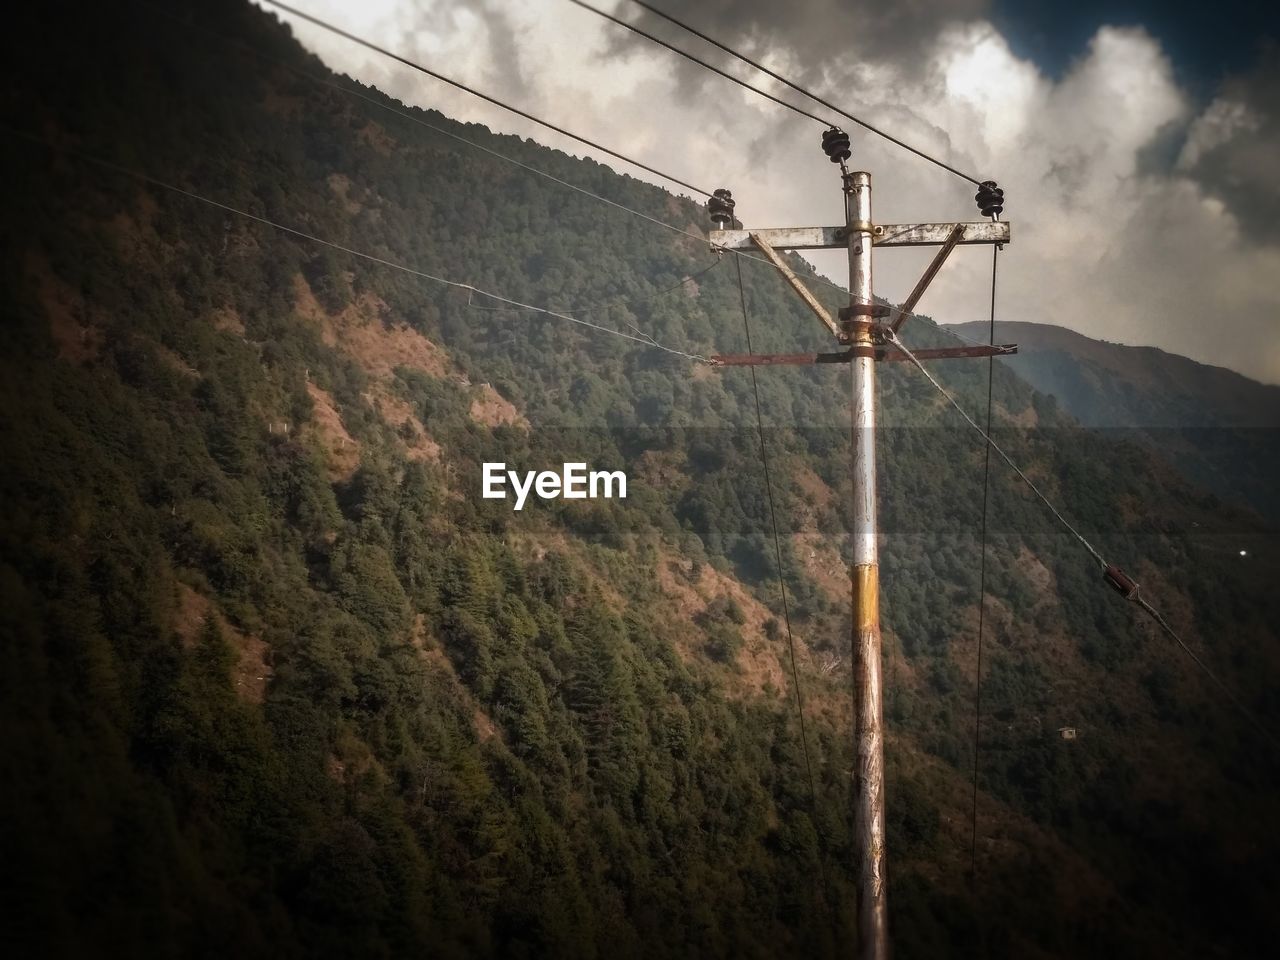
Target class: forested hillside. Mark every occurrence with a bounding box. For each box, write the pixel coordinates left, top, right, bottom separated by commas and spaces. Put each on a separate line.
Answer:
2, 2, 1277, 957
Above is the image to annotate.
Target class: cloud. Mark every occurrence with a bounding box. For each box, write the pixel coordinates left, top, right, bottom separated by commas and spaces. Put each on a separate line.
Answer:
1177, 45, 1280, 244
620, 0, 990, 84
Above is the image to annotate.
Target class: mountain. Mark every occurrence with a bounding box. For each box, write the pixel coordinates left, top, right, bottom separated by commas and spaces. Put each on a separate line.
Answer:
2, 2, 1277, 958
947, 320, 1280, 521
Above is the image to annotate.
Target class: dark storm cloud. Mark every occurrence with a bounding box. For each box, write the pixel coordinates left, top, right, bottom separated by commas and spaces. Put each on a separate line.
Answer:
1180, 46, 1280, 245
610, 0, 990, 88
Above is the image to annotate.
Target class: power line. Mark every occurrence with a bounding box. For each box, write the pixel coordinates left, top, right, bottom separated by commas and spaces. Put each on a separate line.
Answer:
885, 327, 1280, 753
733, 251, 832, 911
254, 1, 981, 318
885, 327, 1106, 568
591, 0, 986, 186
131, 0, 735, 265
467, 258, 723, 327
1134, 596, 1279, 752
567, 0, 833, 126
154, 0, 943, 317
968, 246, 998, 881
157, 0, 867, 306
291, 65, 866, 303
261, 33, 863, 307
258, 0, 713, 197
4, 127, 711, 364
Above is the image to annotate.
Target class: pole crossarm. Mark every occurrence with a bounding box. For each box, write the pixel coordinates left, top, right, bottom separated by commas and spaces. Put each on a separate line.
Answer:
710, 343, 1017, 366
890, 223, 965, 333
747, 232, 841, 338
711, 220, 1009, 251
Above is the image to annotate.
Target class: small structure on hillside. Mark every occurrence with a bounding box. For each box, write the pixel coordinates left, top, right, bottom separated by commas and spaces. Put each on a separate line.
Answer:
1058, 726, 1078, 741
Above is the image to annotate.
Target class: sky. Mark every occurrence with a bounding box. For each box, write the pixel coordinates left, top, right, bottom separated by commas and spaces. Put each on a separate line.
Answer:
252, 0, 1280, 384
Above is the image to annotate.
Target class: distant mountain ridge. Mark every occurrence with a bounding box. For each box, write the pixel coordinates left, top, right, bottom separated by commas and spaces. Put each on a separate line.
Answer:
946, 321, 1280, 426
946, 320, 1280, 521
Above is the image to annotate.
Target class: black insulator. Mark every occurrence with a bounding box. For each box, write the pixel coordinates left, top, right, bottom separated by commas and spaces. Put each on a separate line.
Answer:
821, 126, 851, 164
975, 180, 1004, 218
707, 188, 736, 228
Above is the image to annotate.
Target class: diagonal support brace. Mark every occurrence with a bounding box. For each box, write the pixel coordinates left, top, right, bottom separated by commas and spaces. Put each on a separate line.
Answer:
749, 231, 841, 339
890, 222, 964, 333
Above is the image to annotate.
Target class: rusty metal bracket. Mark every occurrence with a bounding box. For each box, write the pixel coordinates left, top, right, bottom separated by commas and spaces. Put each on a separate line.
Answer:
834, 221, 880, 242
839, 303, 891, 319
710, 343, 1018, 366
877, 343, 1017, 362
748, 231, 841, 339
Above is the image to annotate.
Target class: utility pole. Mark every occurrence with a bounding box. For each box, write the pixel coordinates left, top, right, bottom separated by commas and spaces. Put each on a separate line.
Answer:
844, 163, 889, 960
707, 133, 1010, 960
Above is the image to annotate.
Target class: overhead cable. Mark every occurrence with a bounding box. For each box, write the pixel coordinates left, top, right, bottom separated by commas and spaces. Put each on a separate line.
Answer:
588, 0, 985, 185
567, 0, 834, 126
258, 0, 713, 197
156, 1, 863, 303
885, 327, 1279, 752
733, 252, 832, 910
4, 128, 711, 364
885, 327, 1106, 568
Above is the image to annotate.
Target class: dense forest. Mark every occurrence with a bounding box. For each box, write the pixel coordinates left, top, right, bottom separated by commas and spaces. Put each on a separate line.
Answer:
1, 1, 1277, 957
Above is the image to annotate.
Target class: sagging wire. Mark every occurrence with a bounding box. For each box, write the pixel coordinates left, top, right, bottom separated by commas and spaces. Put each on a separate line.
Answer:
4, 127, 714, 365
733, 251, 834, 913
884, 327, 1280, 753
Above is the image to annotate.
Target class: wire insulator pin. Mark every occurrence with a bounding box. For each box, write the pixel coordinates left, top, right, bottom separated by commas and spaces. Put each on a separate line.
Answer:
975, 180, 1004, 219
707, 188, 736, 229
821, 127, 851, 164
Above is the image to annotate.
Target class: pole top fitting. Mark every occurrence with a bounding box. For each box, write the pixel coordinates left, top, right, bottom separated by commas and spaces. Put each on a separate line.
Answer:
707, 188, 736, 229
821, 127, 851, 164
975, 180, 1004, 219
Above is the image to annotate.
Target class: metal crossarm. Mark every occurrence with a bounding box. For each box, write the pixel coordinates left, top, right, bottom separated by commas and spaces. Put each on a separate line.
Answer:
710, 220, 1009, 251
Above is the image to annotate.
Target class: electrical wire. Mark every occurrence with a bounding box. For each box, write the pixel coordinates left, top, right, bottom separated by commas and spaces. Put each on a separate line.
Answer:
151, 0, 986, 329
466, 257, 723, 316
885, 327, 1106, 568
154, 0, 960, 320
603, 0, 986, 185
567, 0, 834, 126
311, 72, 870, 304
253, 2, 985, 317
4, 127, 712, 364
1135, 597, 1280, 752
885, 327, 1280, 753
968, 246, 998, 880
132, 0, 744, 265
137, 0, 871, 308
733, 252, 832, 909
258, 0, 713, 198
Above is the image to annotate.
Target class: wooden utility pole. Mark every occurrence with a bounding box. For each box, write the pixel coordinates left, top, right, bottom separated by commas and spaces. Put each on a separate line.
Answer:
708, 135, 1010, 960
